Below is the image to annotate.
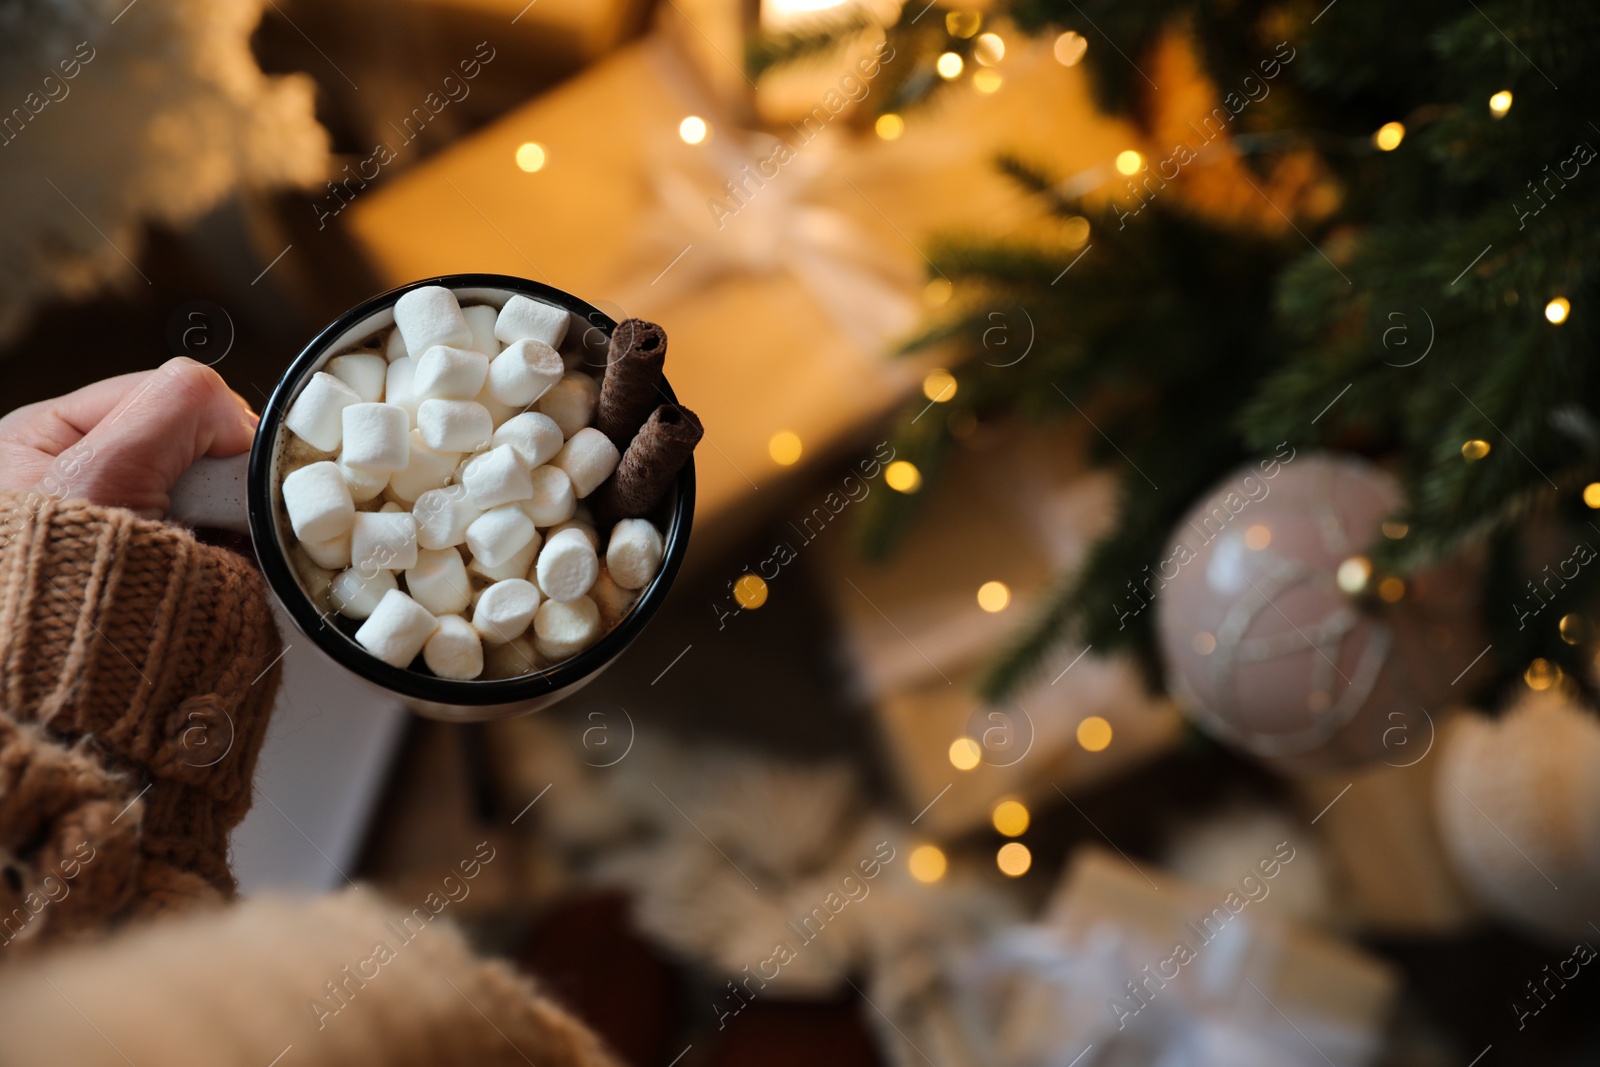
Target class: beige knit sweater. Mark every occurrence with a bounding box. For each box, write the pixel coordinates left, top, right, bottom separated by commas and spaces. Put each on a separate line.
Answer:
0, 491, 620, 1067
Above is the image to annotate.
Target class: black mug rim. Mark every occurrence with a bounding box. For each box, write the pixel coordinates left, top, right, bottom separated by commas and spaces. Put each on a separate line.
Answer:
247, 273, 696, 706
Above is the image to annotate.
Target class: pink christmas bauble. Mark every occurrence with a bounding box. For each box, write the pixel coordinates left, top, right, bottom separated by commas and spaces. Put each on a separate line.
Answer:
1153, 453, 1485, 768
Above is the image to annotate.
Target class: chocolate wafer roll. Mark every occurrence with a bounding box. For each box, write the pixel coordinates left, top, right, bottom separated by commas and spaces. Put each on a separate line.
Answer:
593, 404, 702, 524
597, 318, 667, 448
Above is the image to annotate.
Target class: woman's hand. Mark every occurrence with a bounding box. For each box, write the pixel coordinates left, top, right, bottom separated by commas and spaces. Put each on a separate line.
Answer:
0, 358, 258, 519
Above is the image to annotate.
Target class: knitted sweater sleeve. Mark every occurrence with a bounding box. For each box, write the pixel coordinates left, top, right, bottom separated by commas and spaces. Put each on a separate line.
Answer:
0, 490, 283, 951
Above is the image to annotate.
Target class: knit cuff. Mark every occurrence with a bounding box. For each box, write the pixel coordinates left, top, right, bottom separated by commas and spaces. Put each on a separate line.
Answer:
0, 716, 143, 952
0, 491, 282, 896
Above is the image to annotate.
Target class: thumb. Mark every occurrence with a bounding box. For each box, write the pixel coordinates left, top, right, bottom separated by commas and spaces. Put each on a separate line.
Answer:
68, 359, 258, 517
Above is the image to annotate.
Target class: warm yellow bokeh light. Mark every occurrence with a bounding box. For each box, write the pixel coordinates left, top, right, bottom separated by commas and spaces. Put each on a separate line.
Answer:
909, 844, 948, 883
1192, 631, 1216, 655
948, 737, 982, 770
975, 32, 1005, 66
768, 431, 803, 466
1377, 576, 1406, 603
1062, 215, 1091, 248
1525, 658, 1562, 691
1244, 524, 1272, 550
1373, 122, 1405, 151
923, 369, 957, 403
1077, 715, 1113, 752
1053, 31, 1088, 66
763, 0, 854, 28
1584, 482, 1600, 508
1461, 439, 1491, 461
936, 52, 965, 79
875, 113, 905, 140
1115, 150, 1143, 175
885, 461, 922, 493
924, 278, 953, 307
992, 799, 1030, 837
973, 68, 1003, 93
1382, 521, 1409, 540
515, 142, 547, 172
1546, 297, 1570, 324
678, 116, 710, 144
945, 10, 981, 37
1489, 90, 1513, 118
997, 841, 1032, 876
1336, 555, 1372, 595
1560, 613, 1585, 645
733, 573, 768, 609
977, 580, 1011, 613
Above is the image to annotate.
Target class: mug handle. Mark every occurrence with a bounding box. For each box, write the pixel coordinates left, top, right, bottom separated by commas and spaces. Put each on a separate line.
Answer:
167, 453, 252, 533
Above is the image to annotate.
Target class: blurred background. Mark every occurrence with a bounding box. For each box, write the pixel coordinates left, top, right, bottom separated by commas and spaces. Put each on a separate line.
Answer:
4, 0, 1600, 1064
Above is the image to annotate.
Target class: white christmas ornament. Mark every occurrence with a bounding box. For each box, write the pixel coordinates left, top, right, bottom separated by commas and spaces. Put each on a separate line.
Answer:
1435, 692, 1600, 941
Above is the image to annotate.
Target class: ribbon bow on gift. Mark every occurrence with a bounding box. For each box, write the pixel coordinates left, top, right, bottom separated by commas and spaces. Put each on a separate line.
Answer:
980, 921, 1383, 1067
612, 46, 920, 356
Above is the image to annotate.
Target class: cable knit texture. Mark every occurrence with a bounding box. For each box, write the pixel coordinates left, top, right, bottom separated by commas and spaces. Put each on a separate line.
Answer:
0, 490, 282, 951
0, 490, 621, 1067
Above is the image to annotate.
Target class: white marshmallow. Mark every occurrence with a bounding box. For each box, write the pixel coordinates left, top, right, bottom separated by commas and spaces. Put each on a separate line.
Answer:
482, 635, 538, 679
462, 305, 501, 356
471, 578, 541, 643
413, 484, 481, 550
551, 427, 619, 498
406, 547, 472, 616
300, 529, 352, 570
521, 466, 576, 527
475, 384, 520, 428
493, 412, 564, 469
385, 357, 420, 425
331, 566, 398, 619
379, 501, 405, 513
337, 459, 388, 504
494, 294, 570, 348
536, 373, 599, 438
461, 443, 534, 510
466, 504, 538, 569
548, 519, 598, 551
355, 588, 439, 668
424, 614, 483, 679
606, 518, 664, 590
418, 399, 493, 453
486, 339, 563, 407
341, 402, 410, 475
285, 372, 361, 452
394, 285, 471, 356
388, 430, 458, 503
326, 352, 388, 403
385, 326, 408, 362
290, 549, 336, 611
536, 526, 599, 602
590, 566, 639, 627
468, 530, 540, 581
533, 596, 601, 660
350, 511, 418, 573
283, 461, 355, 541
414, 345, 490, 400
